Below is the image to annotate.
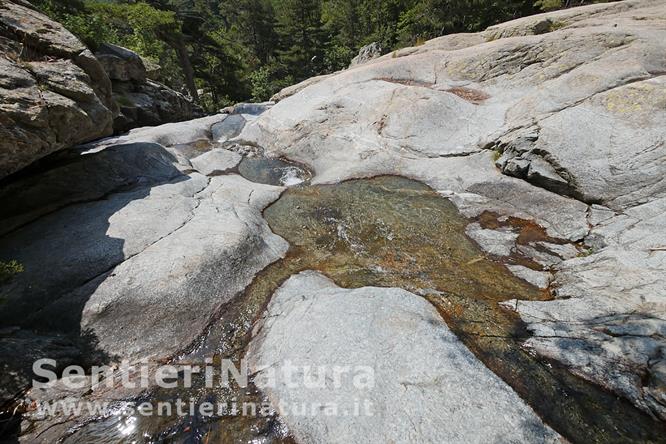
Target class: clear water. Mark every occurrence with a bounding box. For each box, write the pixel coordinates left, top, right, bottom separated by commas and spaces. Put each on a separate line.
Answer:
237, 157, 311, 186
60, 176, 666, 444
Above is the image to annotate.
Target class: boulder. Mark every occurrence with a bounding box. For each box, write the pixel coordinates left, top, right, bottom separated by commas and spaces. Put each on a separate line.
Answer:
91, 42, 203, 132
248, 271, 560, 443
190, 148, 242, 176
0, 0, 114, 179
85, 113, 227, 149
349, 42, 382, 67
111, 78, 203, 133
95, 42, 146, 82
211, 113, 246, 142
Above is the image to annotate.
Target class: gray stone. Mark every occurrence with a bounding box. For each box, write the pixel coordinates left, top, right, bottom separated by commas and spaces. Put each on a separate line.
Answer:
86, 114, 227, 149
0, 142, 185, 236
95, 43, 146, 82
248, 271, 560, 444
507, 265, 551, 289
112, 79, 203, 133
482, 0, 648, 40
3, 0, 666, 435
349, 42, 382, 67
270, 74, 334, 102
465, 223, 518, 256
588, 204, 616, 226
211, 113, 246, 142
0, 0, 114, 178
0, 132, 288, 380
0, 1, 85, 57
512, 248, 666, 420
190, 149, 242, 176
222, 101, 274, 116
516, 245, 562, 268
536, 241, 580, 260
234, 1, 666, 420
76, 174, 288, 359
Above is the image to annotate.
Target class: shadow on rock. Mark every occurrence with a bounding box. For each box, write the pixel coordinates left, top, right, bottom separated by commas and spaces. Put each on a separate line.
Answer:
0, 143, 189, 420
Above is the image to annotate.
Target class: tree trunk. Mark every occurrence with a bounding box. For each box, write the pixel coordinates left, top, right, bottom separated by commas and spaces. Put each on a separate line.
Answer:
168, 33, 199, 102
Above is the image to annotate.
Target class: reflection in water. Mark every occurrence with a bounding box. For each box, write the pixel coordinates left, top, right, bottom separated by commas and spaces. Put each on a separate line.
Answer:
68, 176, 666, 444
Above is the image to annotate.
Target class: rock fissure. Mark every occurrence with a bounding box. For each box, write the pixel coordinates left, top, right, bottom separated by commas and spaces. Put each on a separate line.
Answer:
4, 1, 666, 442
23, 176, 213, 323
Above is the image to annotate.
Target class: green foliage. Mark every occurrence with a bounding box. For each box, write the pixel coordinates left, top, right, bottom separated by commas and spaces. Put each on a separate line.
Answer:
324, 44, 355, 71
115, 94, 134, 107
34, 0, 582, 108
396, 0, 537, 47
275, 0, 328, 79
534, 0, 615, 12
0, 260, 23, 285
535, 0, 563, 11
250, 66, 274, 101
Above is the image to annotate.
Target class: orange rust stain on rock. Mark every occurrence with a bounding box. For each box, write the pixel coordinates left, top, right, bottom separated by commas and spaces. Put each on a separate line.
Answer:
446, 87, 490, 104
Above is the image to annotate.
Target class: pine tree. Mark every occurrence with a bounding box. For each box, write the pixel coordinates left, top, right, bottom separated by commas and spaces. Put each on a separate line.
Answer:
275, 0, 328, 80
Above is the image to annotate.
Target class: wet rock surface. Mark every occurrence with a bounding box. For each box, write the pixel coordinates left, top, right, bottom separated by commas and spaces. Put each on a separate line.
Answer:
248, 271, 559, 443
1, 1, 666, 442
18, 174, 662, 443
238, 157, 311, 186
242, 0, 666, 422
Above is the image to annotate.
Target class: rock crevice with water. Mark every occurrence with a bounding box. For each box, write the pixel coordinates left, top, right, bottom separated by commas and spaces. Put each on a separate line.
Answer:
1, 0, 666, 441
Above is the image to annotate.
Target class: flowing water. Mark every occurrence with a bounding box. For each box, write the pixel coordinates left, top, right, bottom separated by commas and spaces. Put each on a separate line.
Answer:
237, 157, 311, 186
62, 175, 665, 443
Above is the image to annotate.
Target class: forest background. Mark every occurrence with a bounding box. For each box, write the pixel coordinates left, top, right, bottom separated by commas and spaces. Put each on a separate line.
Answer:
34, 0, 614, 110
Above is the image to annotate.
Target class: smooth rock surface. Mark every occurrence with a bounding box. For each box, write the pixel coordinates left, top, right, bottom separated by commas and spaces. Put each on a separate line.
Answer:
238, 0, 666, 418
85, 114, 227, 149
211, 113, 246, 142
507, 265, 551, 289
190, 148, 242, 176
248, 271, 560, 444
2, 0, 666, 439
465, 222, 518, 256
0, 117, 288, 372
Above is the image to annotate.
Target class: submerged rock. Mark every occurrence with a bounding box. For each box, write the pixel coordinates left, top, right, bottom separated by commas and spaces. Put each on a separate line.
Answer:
3, 0, 666, 441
